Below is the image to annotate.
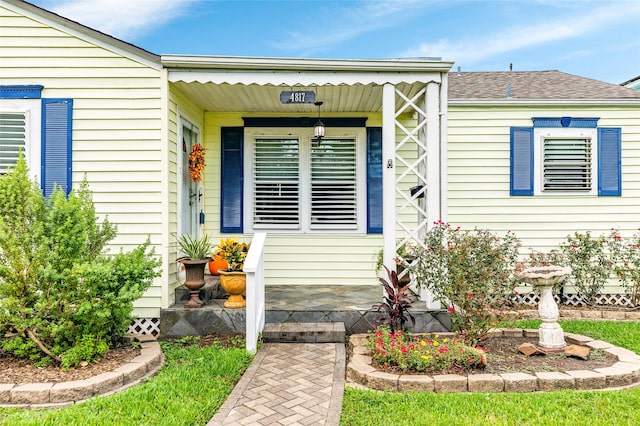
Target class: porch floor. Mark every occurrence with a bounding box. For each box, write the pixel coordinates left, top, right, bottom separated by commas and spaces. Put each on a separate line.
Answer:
159, 278, 451, 338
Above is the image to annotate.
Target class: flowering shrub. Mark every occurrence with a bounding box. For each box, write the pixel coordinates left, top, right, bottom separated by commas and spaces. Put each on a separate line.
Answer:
365, 327, 486, 373
608, 229, 640, 306
559, 231, 613, 306
214, 238, 249, 271
407, 222, 521, 345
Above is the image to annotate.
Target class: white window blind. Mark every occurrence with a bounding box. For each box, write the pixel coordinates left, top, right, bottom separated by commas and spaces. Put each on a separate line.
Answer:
0, 112, 26, 174
310, 139, 357, 228
543, 138, 591, 191
253, 138, 300, 228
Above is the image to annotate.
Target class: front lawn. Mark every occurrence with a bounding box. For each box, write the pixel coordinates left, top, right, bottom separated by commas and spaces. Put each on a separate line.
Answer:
341, 320, 640, 426
0, 336, 253, 426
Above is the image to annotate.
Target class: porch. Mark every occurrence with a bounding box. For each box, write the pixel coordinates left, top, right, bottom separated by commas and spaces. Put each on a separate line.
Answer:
159, 277, 451, 338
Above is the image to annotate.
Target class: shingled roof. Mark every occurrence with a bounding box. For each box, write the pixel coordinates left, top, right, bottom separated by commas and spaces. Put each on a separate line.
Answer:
448, 70, 640, 100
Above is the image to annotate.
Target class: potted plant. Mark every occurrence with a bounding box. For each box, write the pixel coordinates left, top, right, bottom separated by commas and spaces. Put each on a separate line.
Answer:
177, 233, 214, 308
214, 238, 250, 308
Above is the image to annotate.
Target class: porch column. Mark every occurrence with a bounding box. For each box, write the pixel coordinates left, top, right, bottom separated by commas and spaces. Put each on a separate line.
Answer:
439, 73, 449, 223
382, 83, 397, 275
421, 81, 442, 309
425, 81, 441, 229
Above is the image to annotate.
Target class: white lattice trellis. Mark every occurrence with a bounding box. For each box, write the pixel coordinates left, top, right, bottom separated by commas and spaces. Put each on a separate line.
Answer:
514, 293, 634, 307
127, 318, 160, 336
383, 81, 444, 311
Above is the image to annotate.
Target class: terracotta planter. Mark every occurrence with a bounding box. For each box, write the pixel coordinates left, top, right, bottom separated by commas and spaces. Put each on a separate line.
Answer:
178, 257, 211, 308
208, 255, 229, 276
218, 270, 246, 308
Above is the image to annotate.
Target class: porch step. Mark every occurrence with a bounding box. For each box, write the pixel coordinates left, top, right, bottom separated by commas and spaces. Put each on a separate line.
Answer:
262, 322, 346, 343
174, 278, 225, 305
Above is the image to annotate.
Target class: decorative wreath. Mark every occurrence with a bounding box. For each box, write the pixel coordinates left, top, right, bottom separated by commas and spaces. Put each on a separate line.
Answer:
188, 144, 206, 183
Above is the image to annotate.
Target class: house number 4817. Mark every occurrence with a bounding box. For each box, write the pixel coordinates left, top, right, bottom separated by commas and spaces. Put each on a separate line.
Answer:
280, 90, 315, 104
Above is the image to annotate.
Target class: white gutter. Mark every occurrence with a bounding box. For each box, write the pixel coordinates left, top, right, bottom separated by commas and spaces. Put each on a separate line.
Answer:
161, 54, 454, 73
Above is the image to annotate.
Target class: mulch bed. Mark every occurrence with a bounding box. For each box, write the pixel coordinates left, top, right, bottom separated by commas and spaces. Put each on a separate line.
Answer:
0, 334, 245, 385
0, 343, 140, 385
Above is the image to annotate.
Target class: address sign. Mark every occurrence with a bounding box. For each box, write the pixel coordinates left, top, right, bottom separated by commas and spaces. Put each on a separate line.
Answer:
280, 91, 316, 104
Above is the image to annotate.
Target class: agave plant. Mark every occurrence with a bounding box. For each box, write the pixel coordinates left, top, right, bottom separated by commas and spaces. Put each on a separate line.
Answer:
373, 265, 415, 332
177, 233, 214, 260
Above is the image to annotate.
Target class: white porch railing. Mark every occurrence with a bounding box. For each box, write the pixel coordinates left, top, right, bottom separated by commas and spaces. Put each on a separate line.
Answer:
244, 232, 267, 354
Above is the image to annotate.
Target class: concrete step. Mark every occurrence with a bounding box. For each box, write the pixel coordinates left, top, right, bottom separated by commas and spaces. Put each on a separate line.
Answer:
262, 322, 346, 343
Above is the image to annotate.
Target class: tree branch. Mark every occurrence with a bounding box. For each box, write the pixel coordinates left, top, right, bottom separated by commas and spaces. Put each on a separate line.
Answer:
26, 329, 61, 362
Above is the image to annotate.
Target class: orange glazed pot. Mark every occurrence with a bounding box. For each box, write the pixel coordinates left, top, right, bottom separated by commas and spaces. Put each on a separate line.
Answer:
208, 255, 228, 275
218, 270, 246, 308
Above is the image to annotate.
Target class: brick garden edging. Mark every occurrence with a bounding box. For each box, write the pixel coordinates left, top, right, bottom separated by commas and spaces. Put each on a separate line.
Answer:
518, 308, 640, 321
0, 336, 164, 408
347, 328, 640, 393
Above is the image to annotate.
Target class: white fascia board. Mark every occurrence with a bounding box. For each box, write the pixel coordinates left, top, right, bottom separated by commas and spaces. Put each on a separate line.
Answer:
3, 0, 161, 70
168, 70, 445, 86
448, 99, 640, 106
162, 55, 454, 73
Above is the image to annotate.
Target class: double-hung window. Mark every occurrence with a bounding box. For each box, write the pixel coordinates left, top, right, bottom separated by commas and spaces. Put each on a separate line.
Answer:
246, 128, 364, 233
510, 117, 621, 196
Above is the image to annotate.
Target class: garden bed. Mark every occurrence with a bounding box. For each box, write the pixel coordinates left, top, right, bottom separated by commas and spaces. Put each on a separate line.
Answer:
347, 328, 640, 393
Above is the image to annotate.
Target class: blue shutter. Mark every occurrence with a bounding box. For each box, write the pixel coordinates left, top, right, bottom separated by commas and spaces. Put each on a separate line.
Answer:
510, 127, 534, 196
221, 127, 244, 232
598, 127, 621, 196
41, 98, 72, 197
367, 127, 382, 233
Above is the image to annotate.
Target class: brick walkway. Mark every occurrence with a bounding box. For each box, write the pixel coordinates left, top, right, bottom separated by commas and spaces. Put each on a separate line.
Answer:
208, 342, 345, 426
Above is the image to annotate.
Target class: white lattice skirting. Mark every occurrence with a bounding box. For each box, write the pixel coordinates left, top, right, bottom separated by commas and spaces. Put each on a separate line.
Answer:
127, 318, 160, 336
515, 292, 634, 307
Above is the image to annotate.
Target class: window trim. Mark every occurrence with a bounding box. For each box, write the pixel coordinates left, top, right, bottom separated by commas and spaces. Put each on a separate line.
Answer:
533, 127, 598, 196
244, 127, 367, 234
0, 98, 41, 181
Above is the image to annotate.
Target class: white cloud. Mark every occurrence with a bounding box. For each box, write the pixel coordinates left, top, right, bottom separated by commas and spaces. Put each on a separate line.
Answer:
272, 0, 430, 55
400, 2, 640, 64
38, 0, 201, 39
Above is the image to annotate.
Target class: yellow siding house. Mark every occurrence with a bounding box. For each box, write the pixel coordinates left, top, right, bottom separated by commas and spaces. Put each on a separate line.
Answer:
2, 0, 640, 330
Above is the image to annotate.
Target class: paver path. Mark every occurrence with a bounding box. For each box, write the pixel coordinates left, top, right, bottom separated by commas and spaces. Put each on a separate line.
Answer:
208, 342, 345, 426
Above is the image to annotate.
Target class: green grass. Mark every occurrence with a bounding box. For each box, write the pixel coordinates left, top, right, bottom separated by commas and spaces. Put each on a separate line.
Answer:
0, 337, 253, 426
341, 320, 640, 426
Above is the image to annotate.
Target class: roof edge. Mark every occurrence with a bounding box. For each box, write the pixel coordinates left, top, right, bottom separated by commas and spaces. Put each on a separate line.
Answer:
4, 0, 161, 69
449, 99, 640, 106
161, 55, 454, 73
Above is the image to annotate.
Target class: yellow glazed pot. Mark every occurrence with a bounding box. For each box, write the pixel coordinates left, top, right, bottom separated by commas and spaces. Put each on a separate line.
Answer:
218, 270, 246, 308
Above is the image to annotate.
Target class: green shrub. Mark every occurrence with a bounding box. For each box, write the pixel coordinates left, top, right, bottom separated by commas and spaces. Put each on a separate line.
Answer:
560, 231, 613, 306
407, 221, 521, 345
608, 229, 640, 307
0, 155, 161, 366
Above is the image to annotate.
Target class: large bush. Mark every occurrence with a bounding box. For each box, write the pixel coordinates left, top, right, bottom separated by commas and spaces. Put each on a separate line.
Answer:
407, 222, 521, 345
0, 156, 161, 367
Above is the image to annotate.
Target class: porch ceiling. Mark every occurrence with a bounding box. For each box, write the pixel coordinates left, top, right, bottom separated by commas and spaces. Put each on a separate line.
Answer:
163, 55, 453, 113
171, 81, 430, 113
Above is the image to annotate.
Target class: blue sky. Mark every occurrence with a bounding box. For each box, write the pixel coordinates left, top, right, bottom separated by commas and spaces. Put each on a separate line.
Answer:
32, 0, 640, 84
